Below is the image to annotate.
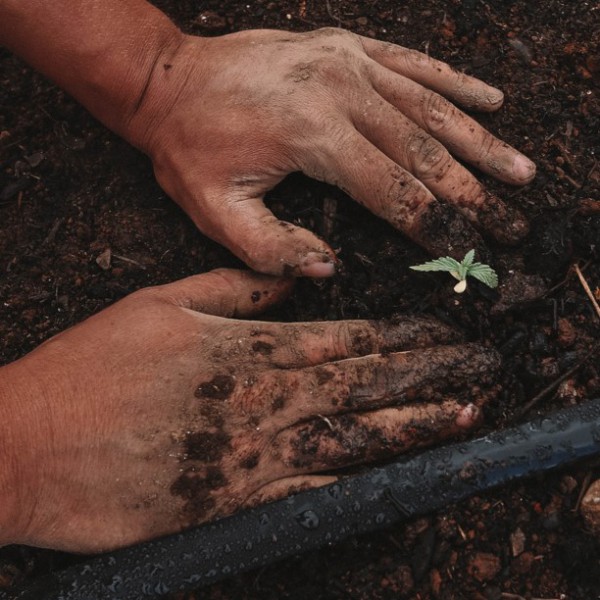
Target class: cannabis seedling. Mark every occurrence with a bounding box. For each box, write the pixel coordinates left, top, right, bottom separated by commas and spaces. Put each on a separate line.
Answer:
410, 249, 498, 293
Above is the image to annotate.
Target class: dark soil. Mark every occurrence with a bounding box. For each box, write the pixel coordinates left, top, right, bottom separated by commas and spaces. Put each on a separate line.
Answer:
1, 0, 599, 598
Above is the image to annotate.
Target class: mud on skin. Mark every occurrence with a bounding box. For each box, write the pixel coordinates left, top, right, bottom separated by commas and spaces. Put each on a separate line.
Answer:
413, 199, 490, 262
169, 342, 500, 527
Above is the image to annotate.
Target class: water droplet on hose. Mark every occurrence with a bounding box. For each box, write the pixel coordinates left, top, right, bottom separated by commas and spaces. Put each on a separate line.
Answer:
245, 541, 253, 551
375, 512, 386, 524
296, 509, 320, 529
107, 575, 122, 592
259, 512, 270, 526
328, 483, 342, 499
155, 581, 169, 594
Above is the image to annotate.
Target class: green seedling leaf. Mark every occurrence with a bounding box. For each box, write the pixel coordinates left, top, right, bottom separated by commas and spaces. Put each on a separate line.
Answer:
462, 249, 475, 267
467, 263, 499, 288
410, 250, 499, 293
409, 256, 462, 273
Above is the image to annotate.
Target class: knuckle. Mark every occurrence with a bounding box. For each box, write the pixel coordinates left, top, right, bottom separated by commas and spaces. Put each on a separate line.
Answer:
402, 47, 429, 68
124, 285, 162, 306
421, 91, 455, 133
380, 166, 431, 227
407, 132, 453, 182
336, 322, 378, 357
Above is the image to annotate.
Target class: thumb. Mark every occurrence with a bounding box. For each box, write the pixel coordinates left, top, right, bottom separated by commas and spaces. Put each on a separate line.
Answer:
151, 268, 294, 318
192, 193, 337, 278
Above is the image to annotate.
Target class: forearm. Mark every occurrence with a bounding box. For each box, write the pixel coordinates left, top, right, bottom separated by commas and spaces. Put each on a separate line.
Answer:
0, 0, 183, 143
0, 362, 28, 545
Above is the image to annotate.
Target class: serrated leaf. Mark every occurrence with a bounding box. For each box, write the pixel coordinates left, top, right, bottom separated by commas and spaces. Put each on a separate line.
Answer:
467, 263, 498, 288
462, 249, 475, 267
410, 256, 462, 273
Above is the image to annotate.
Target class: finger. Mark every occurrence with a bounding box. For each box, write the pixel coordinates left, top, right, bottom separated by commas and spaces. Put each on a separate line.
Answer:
360, 37, 505, 112
223, 316, 464, 369
255, 344, 500, 425
243, 475, 338, 508
195, 190, 337, 278
149, 268, 294, 318
354, 94, 529, 244
274, 400, 481, 472
367, 63, 536, 185
303, 127, 486, 258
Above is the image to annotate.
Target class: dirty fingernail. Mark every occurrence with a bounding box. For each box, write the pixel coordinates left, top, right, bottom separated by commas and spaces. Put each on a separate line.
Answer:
512, 155, 536, 182
456, 403, 480, 428
300, 252, 336, 278
486, 87, 504, 107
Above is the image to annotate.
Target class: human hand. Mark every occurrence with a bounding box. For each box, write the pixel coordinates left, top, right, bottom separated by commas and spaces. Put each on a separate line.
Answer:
0, 269, 500, 553
129, 28, 536, 276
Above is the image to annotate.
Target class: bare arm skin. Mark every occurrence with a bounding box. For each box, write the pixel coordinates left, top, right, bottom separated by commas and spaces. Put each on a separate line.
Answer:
0, 0, 536, 277
0, 269, 500, 553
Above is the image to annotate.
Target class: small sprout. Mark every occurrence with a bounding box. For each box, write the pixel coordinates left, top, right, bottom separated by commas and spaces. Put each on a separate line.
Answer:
410, 249, 498, 294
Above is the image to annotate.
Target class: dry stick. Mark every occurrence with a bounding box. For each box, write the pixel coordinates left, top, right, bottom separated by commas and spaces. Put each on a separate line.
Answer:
518, 344, 600, 418
574, 262, 600, 319
574, 470, 594, 513
501, 595, 562, 600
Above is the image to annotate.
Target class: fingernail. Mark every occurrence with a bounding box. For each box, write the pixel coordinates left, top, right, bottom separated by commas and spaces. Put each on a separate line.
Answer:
486, 87, 504, 106
512, 155, 536, 182
300, 252, 336, 278
456, 403, 480, 428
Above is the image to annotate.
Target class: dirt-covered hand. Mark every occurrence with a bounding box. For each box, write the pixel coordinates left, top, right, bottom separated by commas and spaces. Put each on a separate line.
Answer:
129, 28, 536, 276
0, 269, 500, 553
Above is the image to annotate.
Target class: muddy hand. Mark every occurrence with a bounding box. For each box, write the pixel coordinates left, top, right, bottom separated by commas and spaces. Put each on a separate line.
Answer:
126, 28, 536, 274
0, 269, 500, 553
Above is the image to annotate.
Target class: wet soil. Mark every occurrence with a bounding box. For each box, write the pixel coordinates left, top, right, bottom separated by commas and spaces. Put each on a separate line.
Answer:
1, 0, 599, 598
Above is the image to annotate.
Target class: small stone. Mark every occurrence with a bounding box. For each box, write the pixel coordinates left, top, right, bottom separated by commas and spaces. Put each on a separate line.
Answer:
430, 568, 442, 597
25, 152, 44, 167
510, 527, 526, 557
580, 479, 600, 535
557, 318, 577, 348
556, 378, 581, 403
467, 552, 501, 582
96, 248, 112, 271
193, 10, 226, 30
356, 16, 368, 26
560, 475, 578, 495
511, 551, 536, 575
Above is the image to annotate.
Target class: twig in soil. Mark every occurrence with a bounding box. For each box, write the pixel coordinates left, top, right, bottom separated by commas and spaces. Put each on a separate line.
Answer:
322, 196, 338, 239
298, 0, 307, 19
42, 217, 65, 246
112, 253, 147, 270
555, 165, 582, 189
501, 594, 564, 600
543, 259, 591, 298
517, 344, 600, 418
574, 470, 594, 512
574, 262, 600, 319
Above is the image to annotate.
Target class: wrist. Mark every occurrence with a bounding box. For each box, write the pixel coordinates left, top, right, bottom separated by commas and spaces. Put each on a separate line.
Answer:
0, 0, 185, 147
124, 33, 212, 153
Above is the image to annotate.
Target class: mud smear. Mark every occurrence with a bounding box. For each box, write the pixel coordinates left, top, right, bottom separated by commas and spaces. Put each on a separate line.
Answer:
415, 200, 490, 262
170, 466, 228, 522
195, 374, 236, 400
184, 430, 231, 462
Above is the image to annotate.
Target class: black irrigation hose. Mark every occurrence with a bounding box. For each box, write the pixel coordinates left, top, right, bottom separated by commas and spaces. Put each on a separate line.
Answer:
4, 398, 600, 600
